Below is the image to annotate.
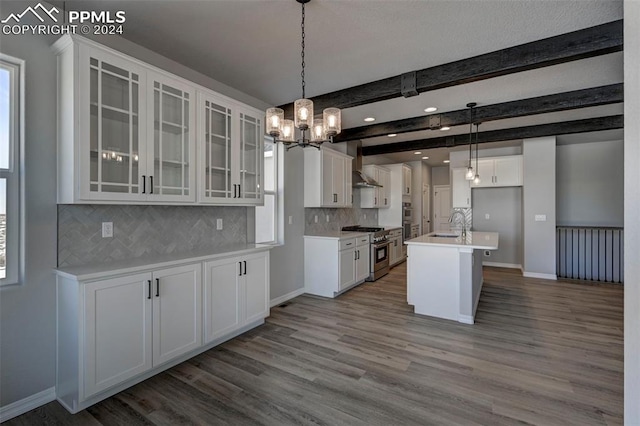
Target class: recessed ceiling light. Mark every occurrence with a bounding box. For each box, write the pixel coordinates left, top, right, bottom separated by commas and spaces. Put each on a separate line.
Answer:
364, 117, 375, 122
440, 126, 451, 131
388, 133, 397, 137
424, 107, 438, 113
422, 156, 429, 160
414, 151, 422, 155
443, 160, 450, 163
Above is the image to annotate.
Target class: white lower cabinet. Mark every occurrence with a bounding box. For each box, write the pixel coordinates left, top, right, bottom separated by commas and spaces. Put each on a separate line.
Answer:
204, 251, 269, 343
388, 229, 405, 267
56, 247, 270, 413
83, 264, 201, 399
305, 235, 370, 298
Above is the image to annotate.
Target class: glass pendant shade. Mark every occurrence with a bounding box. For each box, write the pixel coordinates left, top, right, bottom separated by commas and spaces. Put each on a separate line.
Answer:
281, 119, 295, 142
266, 108, 284, 137
294, 98, 313, 130
323, 108, 341, 136
465, 167, 475, 180
311, 119, 325, 142
473, 174, 481, 185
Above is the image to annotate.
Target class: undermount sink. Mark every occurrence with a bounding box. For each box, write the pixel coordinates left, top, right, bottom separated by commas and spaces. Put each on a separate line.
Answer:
429, 232, 459, 238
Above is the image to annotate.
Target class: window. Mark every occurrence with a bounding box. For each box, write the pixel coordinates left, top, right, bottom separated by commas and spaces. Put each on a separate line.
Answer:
255, 138, 282, 244
0, 55, 22, 285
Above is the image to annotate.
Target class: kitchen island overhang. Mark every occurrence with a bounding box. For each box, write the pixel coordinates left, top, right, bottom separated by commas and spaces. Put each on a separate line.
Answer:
405, 232, 499, 324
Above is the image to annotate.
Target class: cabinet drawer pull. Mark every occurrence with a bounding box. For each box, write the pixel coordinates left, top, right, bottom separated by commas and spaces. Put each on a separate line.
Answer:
155, 278, 160, 297
142, 175, 146, 194
150, 176, 154, 194
147, 280, 152, 299
345, 242, 352, 246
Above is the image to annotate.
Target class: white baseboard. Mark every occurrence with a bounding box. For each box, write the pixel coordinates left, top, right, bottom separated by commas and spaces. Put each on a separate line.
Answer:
270, 287, 305, 307
458, 315, 474, 324
0, 386, 56, 423
523, 271, 558, 280
483, 262, 522, 269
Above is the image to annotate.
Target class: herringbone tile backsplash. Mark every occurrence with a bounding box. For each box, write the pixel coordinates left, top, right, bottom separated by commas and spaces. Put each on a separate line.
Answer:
305, 190, 379, 233
58, 205, 248, 267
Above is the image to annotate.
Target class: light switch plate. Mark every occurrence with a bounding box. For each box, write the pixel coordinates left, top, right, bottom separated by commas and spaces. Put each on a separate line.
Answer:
216, 218, 223, 230
102, 222, 113, 238
534, 214, 547, 222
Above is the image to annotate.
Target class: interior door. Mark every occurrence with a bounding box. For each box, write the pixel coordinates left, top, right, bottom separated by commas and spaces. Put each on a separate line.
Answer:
434, 185, 451, 232
422, 184, 430, 234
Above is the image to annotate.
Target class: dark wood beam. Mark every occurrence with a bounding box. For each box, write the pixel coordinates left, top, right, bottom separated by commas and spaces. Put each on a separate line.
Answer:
361, 115, 624, 156
334, 84, 623, 142
279, 20, 623, 115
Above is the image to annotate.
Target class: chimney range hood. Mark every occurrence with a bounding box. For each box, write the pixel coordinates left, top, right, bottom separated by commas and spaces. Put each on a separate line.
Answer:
352, 142, 382, 188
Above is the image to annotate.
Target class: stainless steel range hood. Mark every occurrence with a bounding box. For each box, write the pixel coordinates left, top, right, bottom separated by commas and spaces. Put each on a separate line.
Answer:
352, 142, 382, 188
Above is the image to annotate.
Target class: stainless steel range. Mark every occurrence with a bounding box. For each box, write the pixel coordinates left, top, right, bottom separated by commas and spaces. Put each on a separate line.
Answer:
341, 226, 390, 281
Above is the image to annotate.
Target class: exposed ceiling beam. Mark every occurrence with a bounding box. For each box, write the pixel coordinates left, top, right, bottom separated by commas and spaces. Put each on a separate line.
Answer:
361, 115, 624, 156
333, 84, 623, 142
279, 20, 623, 115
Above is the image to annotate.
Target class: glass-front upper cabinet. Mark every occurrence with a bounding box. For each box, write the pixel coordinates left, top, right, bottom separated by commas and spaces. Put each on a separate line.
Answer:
148, 72, 196, 202
238, 108, 262, 202
81, 47, 148, 202
198, 92, 264, 205
200, 93, 233, 202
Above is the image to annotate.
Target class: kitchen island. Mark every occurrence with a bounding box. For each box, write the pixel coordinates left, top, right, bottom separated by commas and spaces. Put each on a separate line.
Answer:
405, 232, 499, 324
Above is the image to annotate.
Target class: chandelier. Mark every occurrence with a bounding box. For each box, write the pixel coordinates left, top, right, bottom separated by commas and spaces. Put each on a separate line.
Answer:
265, 0, 341, 150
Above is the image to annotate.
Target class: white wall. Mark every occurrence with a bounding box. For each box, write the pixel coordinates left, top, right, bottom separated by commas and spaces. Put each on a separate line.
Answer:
556, 139, 624, 227
522, 136, 557, 279
624, 1, 640, 422
0, 3, 58, 406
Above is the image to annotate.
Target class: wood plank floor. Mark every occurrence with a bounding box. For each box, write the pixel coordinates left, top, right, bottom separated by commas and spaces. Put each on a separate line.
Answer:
7, 264, 623, 425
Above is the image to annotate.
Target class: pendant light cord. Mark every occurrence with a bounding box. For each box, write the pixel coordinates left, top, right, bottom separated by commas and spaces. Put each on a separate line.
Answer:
300, 2, 306, 99
475, 122, 480, 170
468, 106, 473, 168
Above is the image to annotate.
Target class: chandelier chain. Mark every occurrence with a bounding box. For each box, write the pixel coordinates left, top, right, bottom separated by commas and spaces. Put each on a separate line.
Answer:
300, 2, 306, 99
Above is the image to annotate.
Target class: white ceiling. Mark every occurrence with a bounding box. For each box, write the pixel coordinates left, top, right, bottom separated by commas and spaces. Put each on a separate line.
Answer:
59, 0, 624, 164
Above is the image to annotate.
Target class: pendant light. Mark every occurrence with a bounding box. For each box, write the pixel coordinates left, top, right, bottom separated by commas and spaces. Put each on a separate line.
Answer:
465, 102, 476, 180
473, 122, 481, 185
265, 0, 341, 150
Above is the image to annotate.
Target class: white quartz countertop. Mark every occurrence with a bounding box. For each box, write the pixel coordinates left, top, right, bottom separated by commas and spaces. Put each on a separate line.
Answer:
405, 231, 499, 250
56, 243, 273, 281
304, 231, 368, 240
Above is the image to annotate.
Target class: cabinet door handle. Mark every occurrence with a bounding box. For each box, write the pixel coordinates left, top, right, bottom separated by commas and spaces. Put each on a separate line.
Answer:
355, 250, 358, 261
147, 280, 152, 299
142, 175, 146, 194
385, 198, 388, 205
238, 184, 242, 198
238, 262, 242, 276
243, 260, 247, 275
374, 197, 377, 205
406, 187, 409, 193
155, 278, 160, 297
150, 176, 154, 194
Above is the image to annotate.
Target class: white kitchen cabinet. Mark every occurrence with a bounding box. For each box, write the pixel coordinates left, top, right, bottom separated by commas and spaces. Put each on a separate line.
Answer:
56, 246, 270, 414
198, 91, 264, 205
360, 165, 391, 208
304, 147, 353, 207
452, 168, 472, 208
411, 224, 420, 239
388, 228, 405, 267
55, 36, 197, 204
471, 155, 523, 188
204, 251, 269, 343
402, 165, 413, 196
82, 263, 201, 399
305, 234, 370, 298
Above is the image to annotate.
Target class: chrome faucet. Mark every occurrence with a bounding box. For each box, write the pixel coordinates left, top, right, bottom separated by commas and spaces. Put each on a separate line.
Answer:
448, 209, 467, 238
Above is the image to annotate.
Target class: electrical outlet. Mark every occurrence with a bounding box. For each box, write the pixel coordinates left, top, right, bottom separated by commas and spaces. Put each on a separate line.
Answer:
102, 222, 113, 238
374, 213, 377, 219
216, 218, 223, 230
314, 215, 318, 223
485, 213, 490, 220
364, 214, 367, 220
288, 215, 293, 225
326, 215, 330, 223
534, 214, 547, 222
484, 250, 491, 257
